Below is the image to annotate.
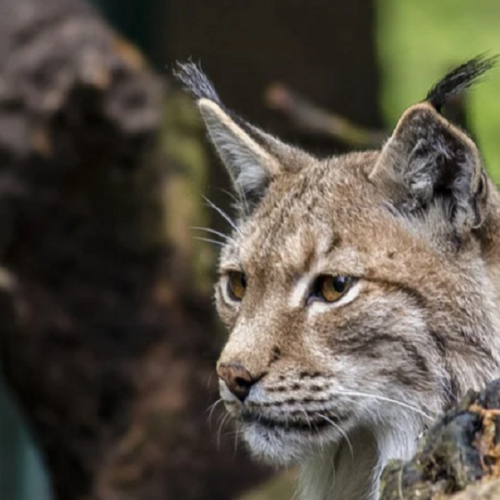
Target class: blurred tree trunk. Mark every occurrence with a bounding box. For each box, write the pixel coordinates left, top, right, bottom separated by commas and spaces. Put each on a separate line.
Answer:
0, 0, 267, 499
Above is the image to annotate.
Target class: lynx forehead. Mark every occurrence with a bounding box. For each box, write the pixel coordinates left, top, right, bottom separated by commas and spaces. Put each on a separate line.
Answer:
177, 56, 500, 500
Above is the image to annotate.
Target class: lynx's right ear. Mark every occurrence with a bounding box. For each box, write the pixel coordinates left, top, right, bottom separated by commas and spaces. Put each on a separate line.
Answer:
175, 63, 312, 208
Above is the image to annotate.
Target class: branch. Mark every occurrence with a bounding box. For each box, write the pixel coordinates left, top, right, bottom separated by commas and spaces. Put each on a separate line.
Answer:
265, 83, 386, 149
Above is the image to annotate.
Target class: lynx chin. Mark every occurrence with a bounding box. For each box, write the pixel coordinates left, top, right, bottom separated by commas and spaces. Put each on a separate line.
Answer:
177, 56, 500, 500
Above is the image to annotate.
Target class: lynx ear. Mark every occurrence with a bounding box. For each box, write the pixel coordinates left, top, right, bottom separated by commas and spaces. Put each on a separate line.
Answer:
197, 98, 281, 200
175, 62, 311, 208
370, 103, 485, 232
370, 56, 497, 235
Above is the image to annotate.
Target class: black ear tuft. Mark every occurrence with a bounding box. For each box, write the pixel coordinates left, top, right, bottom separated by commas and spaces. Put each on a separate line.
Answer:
425, 55, 498, 112
173, 61, 284, 208
173, 61, 316, 214
174, 61, 222, 105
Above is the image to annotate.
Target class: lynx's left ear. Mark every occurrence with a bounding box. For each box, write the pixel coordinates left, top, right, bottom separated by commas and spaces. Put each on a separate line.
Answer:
175, 62, 313, 211
370, 56, 496, 235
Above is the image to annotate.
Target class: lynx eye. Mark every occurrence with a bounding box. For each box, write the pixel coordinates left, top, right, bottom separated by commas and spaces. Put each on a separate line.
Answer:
227, 271, 247, 301
314, 275, 353, 303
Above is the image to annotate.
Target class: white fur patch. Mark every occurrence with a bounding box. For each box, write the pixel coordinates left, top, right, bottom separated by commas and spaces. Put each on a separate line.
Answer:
289, 273, 314, 308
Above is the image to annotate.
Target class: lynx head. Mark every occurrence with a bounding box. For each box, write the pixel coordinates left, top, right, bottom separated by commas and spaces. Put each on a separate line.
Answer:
177, 57, 500, 485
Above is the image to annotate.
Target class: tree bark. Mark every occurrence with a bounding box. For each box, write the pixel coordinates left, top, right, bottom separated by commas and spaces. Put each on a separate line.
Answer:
381, 380, 500, 500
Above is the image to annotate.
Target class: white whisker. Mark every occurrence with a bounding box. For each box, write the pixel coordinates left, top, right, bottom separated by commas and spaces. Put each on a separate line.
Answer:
191, 226, 233, 242
300, 409, 313, 430
218, 187, 240, 204
316, 413, 353, 458
232, 426, 242, 457
236, 187, 251, 216
193, 236, 225, 247
204, 196, 238, 231
216, 412, 231, 450
206, 398, 224, 430
329, 390, 434, 421
206, 371, 216, 390
218, 187, 250, 215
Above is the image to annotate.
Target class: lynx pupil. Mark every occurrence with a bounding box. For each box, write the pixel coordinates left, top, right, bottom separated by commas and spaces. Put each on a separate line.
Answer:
333, 277, 348, 292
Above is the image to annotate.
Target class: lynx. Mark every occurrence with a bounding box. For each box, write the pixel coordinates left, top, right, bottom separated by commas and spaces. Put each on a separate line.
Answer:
177, 56, 500, 500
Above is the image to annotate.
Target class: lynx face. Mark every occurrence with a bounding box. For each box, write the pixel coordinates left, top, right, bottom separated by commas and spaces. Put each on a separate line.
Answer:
215, 153, 449, 464
178, 57, 500, 499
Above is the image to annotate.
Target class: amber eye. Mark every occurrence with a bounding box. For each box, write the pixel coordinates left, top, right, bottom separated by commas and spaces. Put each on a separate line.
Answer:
314, 275, 353, 303
227, 271, 247, 301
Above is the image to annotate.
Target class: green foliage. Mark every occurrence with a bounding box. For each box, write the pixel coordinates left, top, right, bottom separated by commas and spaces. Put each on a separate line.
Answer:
377, 0, 500, 181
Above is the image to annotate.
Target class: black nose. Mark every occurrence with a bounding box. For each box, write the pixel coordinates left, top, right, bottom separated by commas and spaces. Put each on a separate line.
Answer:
217, 362, 257, 402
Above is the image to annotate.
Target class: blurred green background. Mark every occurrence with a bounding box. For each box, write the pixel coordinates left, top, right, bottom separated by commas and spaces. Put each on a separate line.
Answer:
378, 0, 500, 181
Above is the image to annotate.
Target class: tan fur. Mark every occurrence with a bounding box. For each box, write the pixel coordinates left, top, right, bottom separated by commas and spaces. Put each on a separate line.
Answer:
180, 61, 500, 500
214, 147, 500, 498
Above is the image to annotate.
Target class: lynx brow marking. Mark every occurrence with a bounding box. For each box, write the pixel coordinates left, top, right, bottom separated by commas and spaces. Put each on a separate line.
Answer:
290, 273, 315, 308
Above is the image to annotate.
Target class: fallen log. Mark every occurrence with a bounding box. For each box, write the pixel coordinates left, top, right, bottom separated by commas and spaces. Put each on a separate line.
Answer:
381, 379, 500, 500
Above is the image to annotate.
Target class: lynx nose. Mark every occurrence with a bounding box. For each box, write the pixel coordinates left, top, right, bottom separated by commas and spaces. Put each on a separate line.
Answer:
217, 362, 258, 402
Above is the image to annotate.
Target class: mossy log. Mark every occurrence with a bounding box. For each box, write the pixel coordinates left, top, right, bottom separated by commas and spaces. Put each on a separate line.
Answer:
381, 380, 500, 500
